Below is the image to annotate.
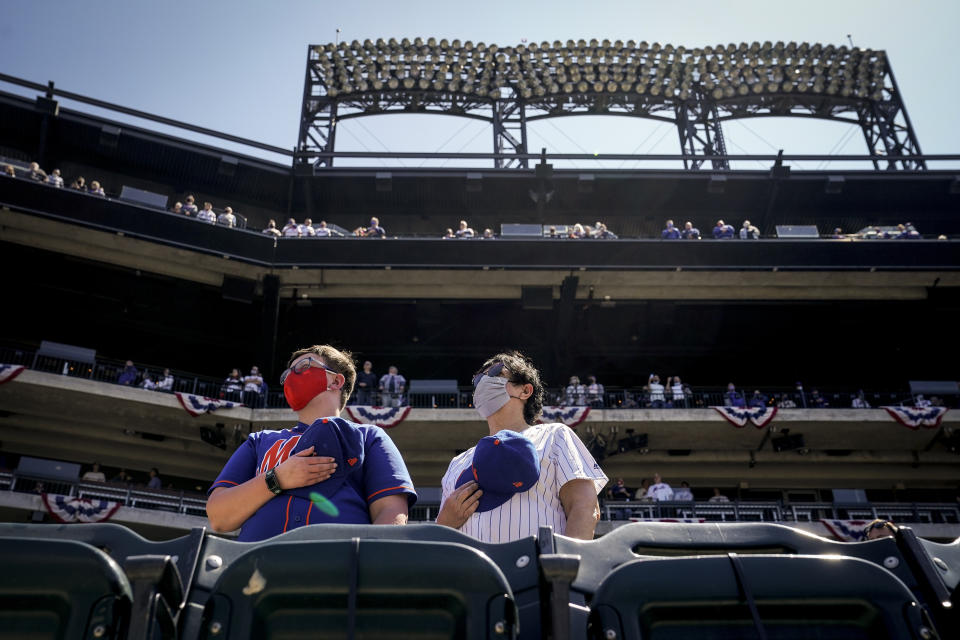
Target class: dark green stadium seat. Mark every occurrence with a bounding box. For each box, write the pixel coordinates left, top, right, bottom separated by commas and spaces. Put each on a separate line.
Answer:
589, 554, 939, 640
195, 523, 542, 639
0, 537, 132, 640
199, 538, 517, 640
551, 522, 958, 638
0, 523, 202, 639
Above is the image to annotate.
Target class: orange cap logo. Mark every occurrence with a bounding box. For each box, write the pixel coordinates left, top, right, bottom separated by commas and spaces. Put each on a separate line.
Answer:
347, 457, 358, 466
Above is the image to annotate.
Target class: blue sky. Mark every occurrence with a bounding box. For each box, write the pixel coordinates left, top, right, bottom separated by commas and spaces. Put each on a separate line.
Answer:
2, 0, 957, 170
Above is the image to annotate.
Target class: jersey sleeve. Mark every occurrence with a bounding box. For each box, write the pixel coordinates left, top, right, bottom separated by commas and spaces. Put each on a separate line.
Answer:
548, 425, 609, 495
362, 427, 417, 506
208, 436, 257, 494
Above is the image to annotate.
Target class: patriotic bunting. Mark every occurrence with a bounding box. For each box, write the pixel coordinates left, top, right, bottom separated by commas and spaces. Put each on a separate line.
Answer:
345, 406, 412, 429
0, 364, 25, 385
175, 392, 243, 417
712, 405, 778, 429
821, 519, 871, 542
42, 493, 121, 524
881, 406, 948, 430
539, 406, 590, 427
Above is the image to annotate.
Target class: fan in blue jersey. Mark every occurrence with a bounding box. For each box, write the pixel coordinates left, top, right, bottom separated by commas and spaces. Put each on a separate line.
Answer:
206, 345, 416, 542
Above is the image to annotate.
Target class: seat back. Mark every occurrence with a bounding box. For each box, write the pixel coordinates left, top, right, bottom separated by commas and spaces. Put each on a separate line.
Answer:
197, 523, 542, 639
0, 537, 132, 640
200, 538, 517, 639
590, 554, 936, 640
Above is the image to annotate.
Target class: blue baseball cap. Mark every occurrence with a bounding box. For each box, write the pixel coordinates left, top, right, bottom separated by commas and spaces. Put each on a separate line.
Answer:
455, 430, 540, 512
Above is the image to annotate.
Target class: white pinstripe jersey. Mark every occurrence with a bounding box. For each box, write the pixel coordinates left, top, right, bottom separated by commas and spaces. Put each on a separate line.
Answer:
439, 422, 608, 543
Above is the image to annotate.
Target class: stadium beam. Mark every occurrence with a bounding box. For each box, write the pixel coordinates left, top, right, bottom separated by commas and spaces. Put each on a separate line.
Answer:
295, 39, 925, 171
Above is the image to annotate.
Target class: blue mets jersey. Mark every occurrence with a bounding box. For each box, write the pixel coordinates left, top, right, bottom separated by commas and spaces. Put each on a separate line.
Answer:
209, 416, 416, 542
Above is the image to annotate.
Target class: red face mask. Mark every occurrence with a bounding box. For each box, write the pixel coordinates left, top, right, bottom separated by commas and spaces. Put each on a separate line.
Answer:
283, 367, 330, 411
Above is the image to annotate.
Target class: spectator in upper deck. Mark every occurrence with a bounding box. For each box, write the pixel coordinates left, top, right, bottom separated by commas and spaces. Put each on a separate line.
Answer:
2, 164, 15, 178
156, 368, 174, 392
593, 222, 617, 239
263, 219, 281, 237
455, 220, 475, 238
661, 219, 681, 239
70, 176, 86, 191
88, 180, 105, 197
300, 218, 316, 236
379, 365, 406, 407
315, 221, 331, 237
680, 221, 701, 239
181, 195, 198, 216
851, 390, 871, 408
243, 366, 265, 408
197, 201, 216, 223
223, 369, 243, 401
586, 375, 605, 407
713, 219, 735, 239
47, 168, 64, 188
569, 223, 586, 239
147, 467, 162, 490
724, 383, 745, 407
171, 201, 183, 215
778, 393, 797, 408
810, 389, 829, 408
28, 162, 47, 182
363, 217, 386, 238
564, 376, 586, 406
831, 227, 844, 239
646, 374, 666, 408
354, 360, 378, 405
217, 206, 236, 228
739, 220, 760, 239
82, 462, 106, 483
117, 360, 138, 386
442, 228, 455, 239
748, 389, 768, 408
672, 481, 694, 501
645, 473, 674, 501
282, 218, 301, 237
482, 228, 495, 239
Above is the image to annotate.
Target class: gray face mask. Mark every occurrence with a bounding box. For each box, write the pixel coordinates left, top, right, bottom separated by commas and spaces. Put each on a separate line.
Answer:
474, 375, 512, 419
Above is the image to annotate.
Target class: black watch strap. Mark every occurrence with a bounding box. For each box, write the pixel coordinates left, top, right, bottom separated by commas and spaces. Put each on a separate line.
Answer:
264, 467, 283, 495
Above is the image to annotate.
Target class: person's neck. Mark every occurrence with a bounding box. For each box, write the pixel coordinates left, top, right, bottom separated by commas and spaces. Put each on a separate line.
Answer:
486, 406, 529, 435
297, 396, 341, 425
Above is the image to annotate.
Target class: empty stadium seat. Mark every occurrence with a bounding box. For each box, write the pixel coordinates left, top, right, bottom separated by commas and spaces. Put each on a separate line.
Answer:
0, 537, 132, 640
588, 554, 937, 640
196, 523, 543, 639
199, 538, 517, 639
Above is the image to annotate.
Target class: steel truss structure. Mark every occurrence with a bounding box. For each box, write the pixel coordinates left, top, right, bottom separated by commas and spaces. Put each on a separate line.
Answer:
296, 38, 924, 170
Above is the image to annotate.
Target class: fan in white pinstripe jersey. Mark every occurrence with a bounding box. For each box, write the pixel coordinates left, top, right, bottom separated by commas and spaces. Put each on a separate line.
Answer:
437, 352, 608, 542
440, 421, 607, 543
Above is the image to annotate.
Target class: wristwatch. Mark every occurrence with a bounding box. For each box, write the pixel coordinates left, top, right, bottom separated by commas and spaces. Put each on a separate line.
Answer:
264, 467, 283, 495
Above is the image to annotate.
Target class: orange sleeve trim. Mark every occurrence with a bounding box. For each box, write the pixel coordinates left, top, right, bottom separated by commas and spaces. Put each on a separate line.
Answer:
305, 502, 312, 525
213, 480, 239, 486
282, 495, 293, 532
367, 485, 413, 501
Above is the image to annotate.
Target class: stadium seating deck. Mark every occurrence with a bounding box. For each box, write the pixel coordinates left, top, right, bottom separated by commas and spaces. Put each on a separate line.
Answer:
0, 521, 956, 639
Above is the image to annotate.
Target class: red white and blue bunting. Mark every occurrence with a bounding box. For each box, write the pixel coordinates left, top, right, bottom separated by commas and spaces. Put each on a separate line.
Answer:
821, 519, 871, 542
881, 406, 949, 430
712, 405, 778, 429
175, 392, 243, 417
42, 493, 121, 524
345, 406, 412, 429
0, 364, 25, 385
539, 406, 591, 428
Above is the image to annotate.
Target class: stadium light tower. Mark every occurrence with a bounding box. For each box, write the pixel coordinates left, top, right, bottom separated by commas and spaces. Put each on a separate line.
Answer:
295, 39, 924, 171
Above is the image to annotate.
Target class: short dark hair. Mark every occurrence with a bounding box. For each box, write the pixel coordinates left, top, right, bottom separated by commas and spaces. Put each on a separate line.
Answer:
287, 345, 357, 410
476, 351, 544, 425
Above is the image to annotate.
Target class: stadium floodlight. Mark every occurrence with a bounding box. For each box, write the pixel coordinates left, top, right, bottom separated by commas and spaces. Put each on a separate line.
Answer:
388, 77, 399, 90
577, 80, 589, 93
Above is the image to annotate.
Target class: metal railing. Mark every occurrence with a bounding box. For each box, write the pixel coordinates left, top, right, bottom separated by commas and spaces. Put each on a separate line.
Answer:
2, 343, 937, 411
0, 471, 208, 518
601, 500, 960, 524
